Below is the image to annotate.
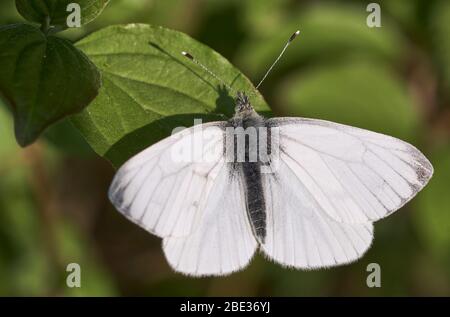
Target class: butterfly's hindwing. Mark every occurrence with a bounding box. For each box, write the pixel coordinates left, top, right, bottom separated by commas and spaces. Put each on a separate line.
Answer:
163, 166, 258, 276
261, 154, 374, 268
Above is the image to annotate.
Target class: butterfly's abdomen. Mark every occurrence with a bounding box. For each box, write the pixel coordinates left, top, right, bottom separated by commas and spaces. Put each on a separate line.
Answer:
227, 112, 268, 243
242, 162, 266, 243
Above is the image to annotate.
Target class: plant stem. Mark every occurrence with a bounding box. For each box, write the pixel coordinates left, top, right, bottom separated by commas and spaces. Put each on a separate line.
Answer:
40, 15, 51, 35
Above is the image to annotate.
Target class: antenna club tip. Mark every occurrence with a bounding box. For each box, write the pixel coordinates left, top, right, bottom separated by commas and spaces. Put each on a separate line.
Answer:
289, 30, 301, 42
181, 51, 194, 59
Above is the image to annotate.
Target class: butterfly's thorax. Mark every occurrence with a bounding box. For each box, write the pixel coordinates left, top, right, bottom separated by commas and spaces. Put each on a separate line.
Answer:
226, 92, 268, 243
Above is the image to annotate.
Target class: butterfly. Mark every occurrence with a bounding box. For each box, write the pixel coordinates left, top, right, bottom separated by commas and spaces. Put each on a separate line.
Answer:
108, 31, 433, 276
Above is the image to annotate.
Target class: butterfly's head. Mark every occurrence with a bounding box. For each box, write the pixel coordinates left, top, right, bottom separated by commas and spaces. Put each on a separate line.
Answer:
235, 91, 254, 115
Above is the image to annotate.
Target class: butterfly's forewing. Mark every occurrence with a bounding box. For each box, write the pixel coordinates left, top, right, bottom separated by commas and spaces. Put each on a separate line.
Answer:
261, 158, 373, 268
268, 117, 433, 224
163, 168, 258, 276
109, 121, 228, 238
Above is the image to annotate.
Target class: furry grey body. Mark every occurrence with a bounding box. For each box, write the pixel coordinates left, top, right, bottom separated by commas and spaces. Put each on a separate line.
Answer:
226, 92, 268, 243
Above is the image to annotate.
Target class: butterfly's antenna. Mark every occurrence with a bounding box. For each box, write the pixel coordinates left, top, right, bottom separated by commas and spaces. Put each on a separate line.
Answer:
254, 30, 300, 90
181, 51, 236, 95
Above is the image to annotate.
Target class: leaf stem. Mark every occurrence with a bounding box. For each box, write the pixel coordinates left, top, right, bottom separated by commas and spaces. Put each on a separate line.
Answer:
40, 15, 51, 35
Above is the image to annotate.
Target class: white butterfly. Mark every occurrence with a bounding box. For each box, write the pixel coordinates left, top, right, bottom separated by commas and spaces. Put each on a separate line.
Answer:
108, 31, 433, 276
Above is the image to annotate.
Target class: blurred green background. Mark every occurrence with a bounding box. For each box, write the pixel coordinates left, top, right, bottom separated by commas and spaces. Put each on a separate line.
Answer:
1, 0, 450, 296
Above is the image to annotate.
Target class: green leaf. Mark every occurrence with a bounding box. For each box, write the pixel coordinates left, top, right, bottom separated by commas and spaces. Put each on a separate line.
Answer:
15, 0, 110, 29
237, 4, 404, 78
277, 61, 419, 141
0, 1, 23, 24
73, 24, 269, 168
0, 23, 101, 146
